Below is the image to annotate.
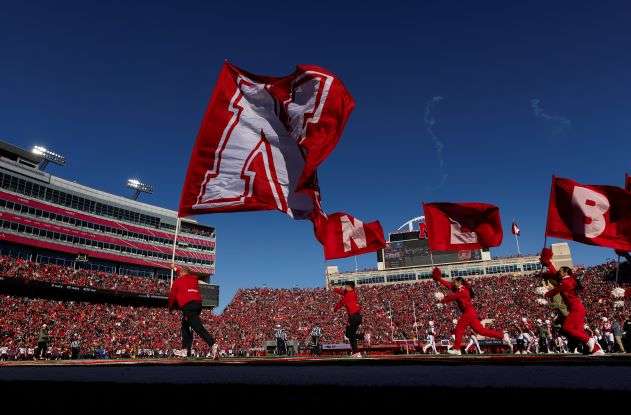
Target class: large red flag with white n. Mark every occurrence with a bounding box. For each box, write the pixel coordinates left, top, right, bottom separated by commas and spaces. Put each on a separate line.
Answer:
545, 177, 631, 251
423, 202, 503, 251
312, 211, 386, 260
178, 62, 385, 259
179, 62, 355, 219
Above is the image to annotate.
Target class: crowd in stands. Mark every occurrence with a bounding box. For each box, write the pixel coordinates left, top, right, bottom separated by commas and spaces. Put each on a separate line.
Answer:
0, 295, 218, 359
0, 256, 168, 295
0, 257, 629, 360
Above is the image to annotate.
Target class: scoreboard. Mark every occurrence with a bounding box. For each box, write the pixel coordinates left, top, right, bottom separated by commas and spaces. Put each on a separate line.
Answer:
199, 283, 219, 308
378, 231, 481, 269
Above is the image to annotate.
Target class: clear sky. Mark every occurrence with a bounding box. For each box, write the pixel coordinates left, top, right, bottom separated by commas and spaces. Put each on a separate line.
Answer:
1, 1, 630, 311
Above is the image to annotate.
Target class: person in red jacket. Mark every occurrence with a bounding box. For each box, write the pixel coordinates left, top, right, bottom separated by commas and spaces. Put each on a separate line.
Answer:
432, 267, 510, 355
540, 248, 604, 355
168, 266, 218, 359
333, 281, 363, 358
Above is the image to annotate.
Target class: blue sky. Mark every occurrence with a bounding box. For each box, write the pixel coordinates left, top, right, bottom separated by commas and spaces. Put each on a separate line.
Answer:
1, 1, 630, 311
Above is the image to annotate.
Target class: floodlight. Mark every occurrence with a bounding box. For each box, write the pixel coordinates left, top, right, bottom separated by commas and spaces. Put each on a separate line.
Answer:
126, 178, 153, 200
32, 145, 66, 170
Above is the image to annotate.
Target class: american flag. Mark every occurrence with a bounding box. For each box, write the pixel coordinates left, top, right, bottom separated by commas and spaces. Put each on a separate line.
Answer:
512, 221, 521, 236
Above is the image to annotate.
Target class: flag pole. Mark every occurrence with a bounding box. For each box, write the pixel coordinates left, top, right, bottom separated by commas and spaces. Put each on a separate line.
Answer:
543, 175, 555, 250
513, 218, 521, 256
170, 217, 182, 287
422, 202, 435, 266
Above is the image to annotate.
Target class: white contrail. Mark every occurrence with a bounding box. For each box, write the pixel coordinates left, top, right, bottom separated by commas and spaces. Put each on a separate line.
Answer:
530, 98, 571, 135
424, 96, 447, 189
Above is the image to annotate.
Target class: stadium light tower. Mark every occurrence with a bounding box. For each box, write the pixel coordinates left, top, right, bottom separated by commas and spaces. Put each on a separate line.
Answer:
31, 146, 66, 171
126, 178, 153, 201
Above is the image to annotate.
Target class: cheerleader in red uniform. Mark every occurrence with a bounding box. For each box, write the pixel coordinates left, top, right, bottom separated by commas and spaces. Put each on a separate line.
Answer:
431, 267, 510, 355
540, 248, 604, 355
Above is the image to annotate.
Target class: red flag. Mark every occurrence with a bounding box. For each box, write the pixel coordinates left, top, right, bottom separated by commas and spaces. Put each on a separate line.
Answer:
178, 62, 354, 218
312, 212, 385, 260
625, 173, 631, 192
177, 62, 384, 259
419, 222, 428, 239
545, 177, 631, 251
512, 221, 521, 236
423, 202, 503, 251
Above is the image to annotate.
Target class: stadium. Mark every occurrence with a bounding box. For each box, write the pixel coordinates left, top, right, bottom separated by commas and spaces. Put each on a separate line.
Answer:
1, 138, 630, 405
3, 2, 631, 407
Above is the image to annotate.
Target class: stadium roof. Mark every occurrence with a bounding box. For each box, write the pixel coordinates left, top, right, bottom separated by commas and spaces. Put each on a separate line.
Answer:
0, 139, 43, 165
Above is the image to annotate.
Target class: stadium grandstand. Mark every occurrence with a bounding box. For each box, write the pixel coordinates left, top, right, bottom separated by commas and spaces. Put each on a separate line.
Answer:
0, 140, 215, 278
0, 139, 218, 307
324, 219, 574, 288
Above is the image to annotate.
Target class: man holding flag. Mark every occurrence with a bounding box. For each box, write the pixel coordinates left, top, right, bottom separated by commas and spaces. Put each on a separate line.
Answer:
423, 201, 511, 354
168, 266, 219, 359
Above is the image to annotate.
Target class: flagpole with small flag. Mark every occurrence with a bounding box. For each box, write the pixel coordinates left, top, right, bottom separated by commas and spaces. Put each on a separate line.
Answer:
512, 219, 521, 256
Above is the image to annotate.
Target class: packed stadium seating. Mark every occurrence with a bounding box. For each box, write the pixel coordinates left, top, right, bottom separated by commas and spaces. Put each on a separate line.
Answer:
0, 257, 629, 359
0, 256, 168, 295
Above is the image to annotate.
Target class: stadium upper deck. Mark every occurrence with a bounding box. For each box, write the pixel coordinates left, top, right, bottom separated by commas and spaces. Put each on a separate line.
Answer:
0, 140, 215, 280
325, 237, 573, 288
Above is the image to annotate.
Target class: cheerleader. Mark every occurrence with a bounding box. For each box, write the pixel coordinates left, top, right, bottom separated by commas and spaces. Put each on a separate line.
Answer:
432, 267, 511, 355
422, 321, 438, 354
540, 248, 604, 355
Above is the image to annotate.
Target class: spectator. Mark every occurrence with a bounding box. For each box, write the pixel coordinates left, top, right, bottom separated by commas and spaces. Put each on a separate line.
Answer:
612, 316, 625, 353
36, 324, 51, 360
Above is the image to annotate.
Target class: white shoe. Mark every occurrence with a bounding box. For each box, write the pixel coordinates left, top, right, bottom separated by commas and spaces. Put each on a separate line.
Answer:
515, 351, 521, 355
350, 352, 363, 359
479, 351, 485, 354
211, 343, 219, 360
590, 343, 605, 356
447, 349, 462, 356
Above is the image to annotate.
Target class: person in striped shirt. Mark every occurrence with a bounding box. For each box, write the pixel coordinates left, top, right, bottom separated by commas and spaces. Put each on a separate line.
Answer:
310, 325, 323, 356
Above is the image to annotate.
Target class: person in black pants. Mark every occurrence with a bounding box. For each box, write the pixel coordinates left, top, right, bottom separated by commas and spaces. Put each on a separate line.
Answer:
168, 267, 218, 359
181, 301, 216, 357
346, 313, 363, 355
333, 281, 363, 358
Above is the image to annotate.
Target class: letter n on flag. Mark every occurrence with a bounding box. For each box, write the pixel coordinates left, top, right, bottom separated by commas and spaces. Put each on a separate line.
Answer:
545, 176, 631, 251
312, 212, 385, 260
423, 202, 503, 251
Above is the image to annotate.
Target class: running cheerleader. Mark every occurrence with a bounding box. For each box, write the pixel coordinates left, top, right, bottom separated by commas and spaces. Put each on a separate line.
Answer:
540, 247, 604, 355
431, 267, 511, 355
